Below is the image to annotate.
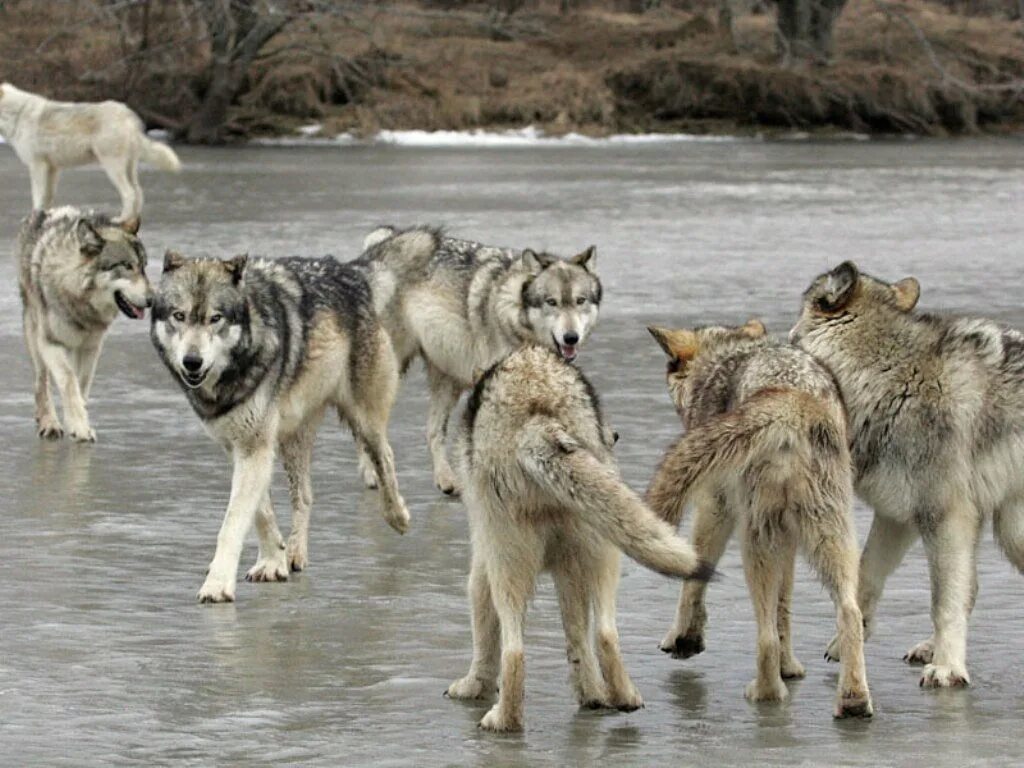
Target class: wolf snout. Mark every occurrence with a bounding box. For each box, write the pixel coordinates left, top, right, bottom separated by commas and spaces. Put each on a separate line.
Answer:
562, 330, 579, 346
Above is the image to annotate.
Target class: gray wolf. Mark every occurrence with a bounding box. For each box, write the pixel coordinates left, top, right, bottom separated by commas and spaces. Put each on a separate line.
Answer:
17, 206, 152, 442
150, 249, 409, 603
444, 345, 711, 732
792, 261, 1024, 688
354, 226, 601, 496
646, 320, 872, 718
0, 82, 181, 221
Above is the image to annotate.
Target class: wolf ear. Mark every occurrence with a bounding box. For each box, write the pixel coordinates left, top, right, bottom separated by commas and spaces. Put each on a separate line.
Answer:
223, 254, 248, 284
522, 249, 555, 274
741, 318, 767, 338
119, 217, 141, 236
647, 326, 700, 362
570, 246, 597, 273
163, 250, 186, 273
891, 276, 920, 312
813, 261, 859, 314
76, 219, 104, 257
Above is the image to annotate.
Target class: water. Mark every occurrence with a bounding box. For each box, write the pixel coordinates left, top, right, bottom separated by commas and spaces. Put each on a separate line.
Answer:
1, 138, 1023, 766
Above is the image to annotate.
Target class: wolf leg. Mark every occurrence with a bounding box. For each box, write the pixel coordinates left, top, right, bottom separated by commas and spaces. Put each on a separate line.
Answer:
742, 534, 788, 703
660, 496, 734, 658
28, 160, 56, 209
354, 439, 379, 489
74, 339, 103, 401
552, 552, 609, 709
479, 548, 538, 733
426, 364, 463, 495
198, 441, 274, 603
281, 428, 315, 572
919, 501, 980, 688
799, 503, 872, 718
825, 514, 918, 661
447, 552, 500, 700
37, 339, 93, 442
98, 153, 139, 222
23, 309, 61, 438
245, 492, 289, 583
777, 541, 805, 680
592, 546, 644, 711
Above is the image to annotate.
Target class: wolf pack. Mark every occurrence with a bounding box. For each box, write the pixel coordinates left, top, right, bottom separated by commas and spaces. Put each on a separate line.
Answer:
6, 84, 1024, 734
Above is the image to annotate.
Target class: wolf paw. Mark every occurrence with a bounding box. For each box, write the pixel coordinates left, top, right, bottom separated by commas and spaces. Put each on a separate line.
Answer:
660, 632, 705, 659
359, 463, 379, 490
920, 663, 969, 688
479, 703, 522, 733
37, 418, 64, 440
68, 426, 96, 443
197, 574, 236, 604
745, 677, 789, 703
903, 638, 934, 665
834, 688, 873, 719
245, 550, 289, 583
824, 633, 841, 662
434, 464, 461, 496
383, 501, 411, 534
445, 675, 496, 700
286, 535, 308, 572
607, 683, 644, 712
781, 657, 806, 679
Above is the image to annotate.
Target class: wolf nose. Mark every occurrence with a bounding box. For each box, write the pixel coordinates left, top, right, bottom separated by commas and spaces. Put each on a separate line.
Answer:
183, 354, 203, 373
563, 331, 579, 346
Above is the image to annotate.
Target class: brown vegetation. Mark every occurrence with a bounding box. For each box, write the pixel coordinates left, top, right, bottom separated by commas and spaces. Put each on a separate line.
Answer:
1, 0, 1022, 141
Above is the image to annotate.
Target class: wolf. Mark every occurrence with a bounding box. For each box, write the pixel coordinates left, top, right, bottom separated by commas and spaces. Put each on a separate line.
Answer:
444, 345, 711, 732
0, 83, 181, 221
792, 261, 1024, 688
353, 226, 601, 495
645, 320, 872, 718
17, 206, 152, 442
150, 245, 411, 603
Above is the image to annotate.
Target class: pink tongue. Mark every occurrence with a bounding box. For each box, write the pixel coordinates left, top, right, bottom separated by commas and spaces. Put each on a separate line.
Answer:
132, 305, 145, 319
561, 344, 577, 358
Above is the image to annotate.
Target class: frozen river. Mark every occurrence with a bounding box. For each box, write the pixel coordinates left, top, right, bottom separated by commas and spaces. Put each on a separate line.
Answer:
1, 136, 1023, 766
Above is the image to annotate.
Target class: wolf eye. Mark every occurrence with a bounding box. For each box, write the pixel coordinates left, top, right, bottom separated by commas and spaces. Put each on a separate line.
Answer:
172, 311, 186, 322
575, 296, 587, 305
545, 297, 558, 307
209, 313, 223, 324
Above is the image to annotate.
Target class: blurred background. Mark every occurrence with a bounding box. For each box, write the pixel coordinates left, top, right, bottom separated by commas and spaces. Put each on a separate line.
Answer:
1, 0, 1022, 144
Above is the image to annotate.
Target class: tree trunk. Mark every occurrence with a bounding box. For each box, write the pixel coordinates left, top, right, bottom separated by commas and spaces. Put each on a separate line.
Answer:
183, 0, 291, 144
775, 0, 848, 66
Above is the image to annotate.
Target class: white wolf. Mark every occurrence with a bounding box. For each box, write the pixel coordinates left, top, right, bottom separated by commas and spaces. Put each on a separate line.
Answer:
445, 345, 711, 732
0, 83, 181, 221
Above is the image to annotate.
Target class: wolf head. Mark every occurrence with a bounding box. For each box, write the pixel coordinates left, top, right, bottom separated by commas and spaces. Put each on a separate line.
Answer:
521, 247, 601, 362
648, 320, 767, 416
34, 210, 152, 321
151, 252, 249, 390
789, 261, 920, 345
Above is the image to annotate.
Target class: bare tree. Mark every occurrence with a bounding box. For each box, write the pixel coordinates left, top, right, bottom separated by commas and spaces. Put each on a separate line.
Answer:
185, 0, 297, 143
774, 0, 849, 66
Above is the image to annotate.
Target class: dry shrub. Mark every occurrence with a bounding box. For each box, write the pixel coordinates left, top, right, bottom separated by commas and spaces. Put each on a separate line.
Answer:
248, 63, 330, 118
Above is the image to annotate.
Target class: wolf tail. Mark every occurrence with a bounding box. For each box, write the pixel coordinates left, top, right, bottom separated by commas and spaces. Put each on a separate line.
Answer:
647, 388, 844, 527
139, 136, 182, 172
516, 416, 713, 580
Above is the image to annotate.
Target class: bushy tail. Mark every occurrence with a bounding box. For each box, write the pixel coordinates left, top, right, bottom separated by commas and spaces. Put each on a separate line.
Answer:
139, 136, 181, 172
516, 416, 713, 580
647, 388, 843, 526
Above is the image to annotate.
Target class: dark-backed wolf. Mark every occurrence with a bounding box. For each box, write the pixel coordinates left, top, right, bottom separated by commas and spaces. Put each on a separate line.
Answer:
354, 226, 601, 495
151, 251, 409, 603
0, 83, 181, 221
18, 207, 152, 442
444, 345, 711, 732
792, 261, 1024, 688
646, 320, 872, 718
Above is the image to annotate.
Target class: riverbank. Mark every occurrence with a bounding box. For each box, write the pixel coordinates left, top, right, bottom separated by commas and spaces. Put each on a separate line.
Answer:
2, 1, 1023, 141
